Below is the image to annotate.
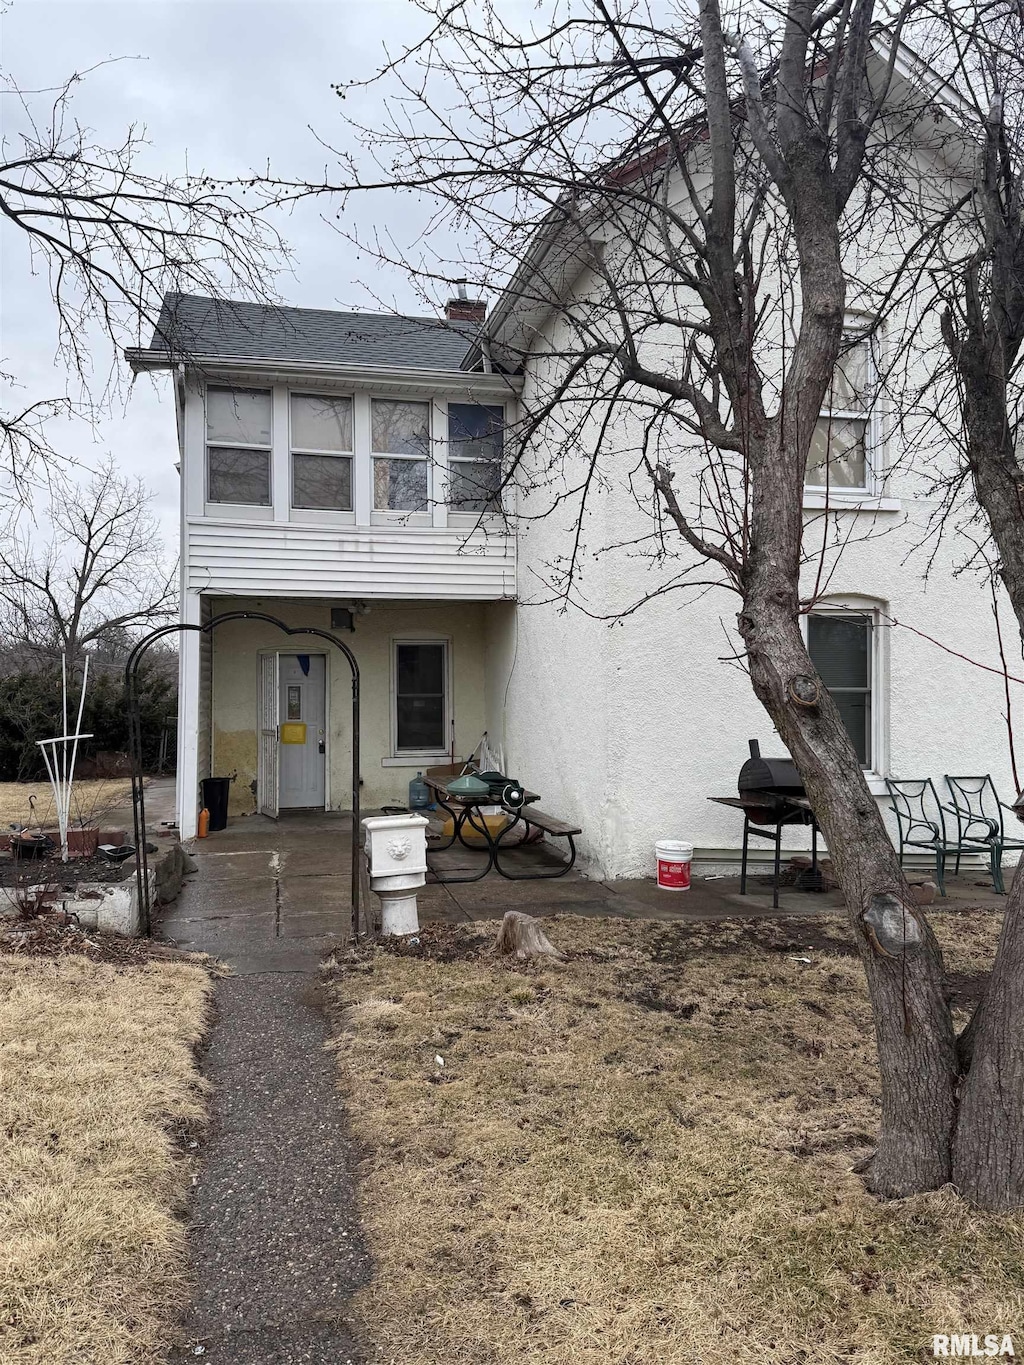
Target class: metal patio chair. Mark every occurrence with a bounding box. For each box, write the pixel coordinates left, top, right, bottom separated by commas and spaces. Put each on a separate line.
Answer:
943, 774, 1024, 894
885, 778, 990, 897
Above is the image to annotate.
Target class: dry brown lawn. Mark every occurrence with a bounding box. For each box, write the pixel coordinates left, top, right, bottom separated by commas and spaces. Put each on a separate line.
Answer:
0, 779, 132, 830
325, 909, 1023, 1365
0, 952, 213, 1363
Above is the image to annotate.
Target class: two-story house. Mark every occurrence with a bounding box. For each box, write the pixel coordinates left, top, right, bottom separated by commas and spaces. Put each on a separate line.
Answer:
131, 106, 1018, 881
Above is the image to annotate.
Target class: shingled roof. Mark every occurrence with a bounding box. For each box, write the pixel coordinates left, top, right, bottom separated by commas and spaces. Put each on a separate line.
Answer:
144, 293, 479, 371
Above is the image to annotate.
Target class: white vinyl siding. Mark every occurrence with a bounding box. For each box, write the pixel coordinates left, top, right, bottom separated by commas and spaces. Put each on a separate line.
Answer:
188, 381, 517, 597
184, 519, 515, 599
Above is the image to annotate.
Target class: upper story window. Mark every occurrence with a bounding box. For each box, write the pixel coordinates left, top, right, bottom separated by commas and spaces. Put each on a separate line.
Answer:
372, 399, 430, 512
805, 329, 874, 493
448, 403, 504, 512
291, 394, 353, 511
207, 387, 272, 505
807, 613, 873, 766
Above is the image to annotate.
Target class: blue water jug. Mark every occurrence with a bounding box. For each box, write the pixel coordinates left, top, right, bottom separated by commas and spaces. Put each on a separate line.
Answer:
408, 771, 431, 809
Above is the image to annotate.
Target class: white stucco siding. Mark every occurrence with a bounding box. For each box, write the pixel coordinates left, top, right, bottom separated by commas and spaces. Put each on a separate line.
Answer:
489, 591, 614, 875
500, 509, 1017, 879
493, 237, 1019, 881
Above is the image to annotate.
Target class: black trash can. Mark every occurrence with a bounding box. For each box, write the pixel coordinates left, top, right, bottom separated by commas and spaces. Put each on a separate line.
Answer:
201, 777, 231, 832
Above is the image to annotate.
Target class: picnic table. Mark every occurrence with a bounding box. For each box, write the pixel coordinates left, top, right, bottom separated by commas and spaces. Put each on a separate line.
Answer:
423, 773, 581, 883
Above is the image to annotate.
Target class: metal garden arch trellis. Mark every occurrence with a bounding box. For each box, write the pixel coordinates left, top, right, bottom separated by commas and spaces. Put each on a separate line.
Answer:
125, 611, 361, 938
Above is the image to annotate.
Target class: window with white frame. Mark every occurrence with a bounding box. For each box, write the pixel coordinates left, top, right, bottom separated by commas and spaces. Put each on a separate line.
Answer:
807, 613, 874, 766
372, 399, 431, 512
206, 387, 272, 505
448, 403, 504, 512
290, 393, 353, 511
392, 640, 449, 753
805, 328, 875, 492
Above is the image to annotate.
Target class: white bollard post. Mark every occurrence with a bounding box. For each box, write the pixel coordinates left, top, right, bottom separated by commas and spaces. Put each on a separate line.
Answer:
361, 813, 429, 936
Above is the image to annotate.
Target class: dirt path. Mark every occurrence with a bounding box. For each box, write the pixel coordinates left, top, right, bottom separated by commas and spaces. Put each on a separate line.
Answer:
170, 973, 369, 1364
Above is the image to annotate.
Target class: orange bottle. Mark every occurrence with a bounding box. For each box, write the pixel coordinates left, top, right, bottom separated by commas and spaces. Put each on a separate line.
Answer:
197, 807, 210, 838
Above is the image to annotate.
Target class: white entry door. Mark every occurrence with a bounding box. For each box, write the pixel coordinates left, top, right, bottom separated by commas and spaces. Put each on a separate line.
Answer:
278, 654, 326, 809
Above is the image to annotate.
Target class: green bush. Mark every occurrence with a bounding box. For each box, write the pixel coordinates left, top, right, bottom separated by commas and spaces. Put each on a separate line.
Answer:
0, 660, 176, 782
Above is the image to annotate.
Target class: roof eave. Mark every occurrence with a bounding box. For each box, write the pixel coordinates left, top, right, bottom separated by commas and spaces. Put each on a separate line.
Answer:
125, 347, 523, 393
468, 205, 596, 370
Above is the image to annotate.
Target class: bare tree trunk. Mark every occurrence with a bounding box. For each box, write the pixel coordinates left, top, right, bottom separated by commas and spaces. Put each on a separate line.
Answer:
943, 301, 1024, 1209
733, 170, 960, 1191
742, 593, 959, 1194
952, 876, 1024, 1208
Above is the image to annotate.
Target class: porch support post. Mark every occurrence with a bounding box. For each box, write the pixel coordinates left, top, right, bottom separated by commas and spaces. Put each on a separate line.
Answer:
177, 592, 203, 839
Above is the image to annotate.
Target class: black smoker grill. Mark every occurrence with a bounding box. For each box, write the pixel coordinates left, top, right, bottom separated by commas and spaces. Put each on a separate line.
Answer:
708, 740, 823, 908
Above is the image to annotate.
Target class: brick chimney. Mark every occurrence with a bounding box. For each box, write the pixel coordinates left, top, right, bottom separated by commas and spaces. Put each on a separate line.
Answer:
445, 284, 487, 324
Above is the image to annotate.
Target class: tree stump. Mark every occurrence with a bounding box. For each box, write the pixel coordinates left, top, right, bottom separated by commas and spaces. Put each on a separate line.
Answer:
493, 911, 563, 962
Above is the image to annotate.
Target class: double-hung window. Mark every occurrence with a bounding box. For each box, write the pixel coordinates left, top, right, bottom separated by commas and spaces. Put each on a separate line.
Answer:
448, 403, 504, 512
206, 388, 272, 505
807, 613, 873, 766
805, 329, 874, 493
291, 394, 353, 511
392, 640, 449, 754
372, 399, 431, 512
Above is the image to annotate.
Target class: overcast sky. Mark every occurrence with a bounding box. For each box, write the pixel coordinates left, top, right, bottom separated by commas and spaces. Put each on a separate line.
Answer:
2, 0, 450, 547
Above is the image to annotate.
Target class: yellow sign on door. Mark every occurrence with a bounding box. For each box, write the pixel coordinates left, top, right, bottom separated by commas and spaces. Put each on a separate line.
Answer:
279, 722, 307, 745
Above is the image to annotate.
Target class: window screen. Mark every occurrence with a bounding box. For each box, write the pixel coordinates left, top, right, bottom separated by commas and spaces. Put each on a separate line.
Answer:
291, 394, 352, 452
292, 454, 353, 510
448, 403, 504, 511
207, 447, 271, 505
394, 642, 447, 751
807, 614, 872, 766
805, 332, 872, 490
207, 388, 272, 446
206, 387, 272, 505
372, 400, 431, 511
290, 394, 353, 511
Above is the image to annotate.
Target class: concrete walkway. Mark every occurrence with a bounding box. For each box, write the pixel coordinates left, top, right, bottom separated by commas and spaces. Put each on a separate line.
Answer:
159, 813, 354, 973
170, 975, 369, 1364
154, 811, 370, 1364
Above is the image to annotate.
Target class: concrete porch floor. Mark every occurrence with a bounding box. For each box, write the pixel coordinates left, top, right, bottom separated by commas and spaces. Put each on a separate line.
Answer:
154, 804, 1009, 973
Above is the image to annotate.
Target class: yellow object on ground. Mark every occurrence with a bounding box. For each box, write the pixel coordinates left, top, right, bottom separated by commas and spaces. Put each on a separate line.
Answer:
0, 952, 213, 1364
441, 810, 510, 843
324, 909, 1020, 1365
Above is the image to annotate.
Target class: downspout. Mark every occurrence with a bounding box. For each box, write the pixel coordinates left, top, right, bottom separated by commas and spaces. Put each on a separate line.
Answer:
174, 363, 186, 462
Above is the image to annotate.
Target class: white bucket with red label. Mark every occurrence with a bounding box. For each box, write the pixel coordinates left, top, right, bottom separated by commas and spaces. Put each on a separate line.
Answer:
656, 840, 693, 891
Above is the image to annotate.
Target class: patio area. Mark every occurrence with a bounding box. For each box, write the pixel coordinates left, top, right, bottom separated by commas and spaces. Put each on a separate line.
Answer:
152, 800, 1008, 972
